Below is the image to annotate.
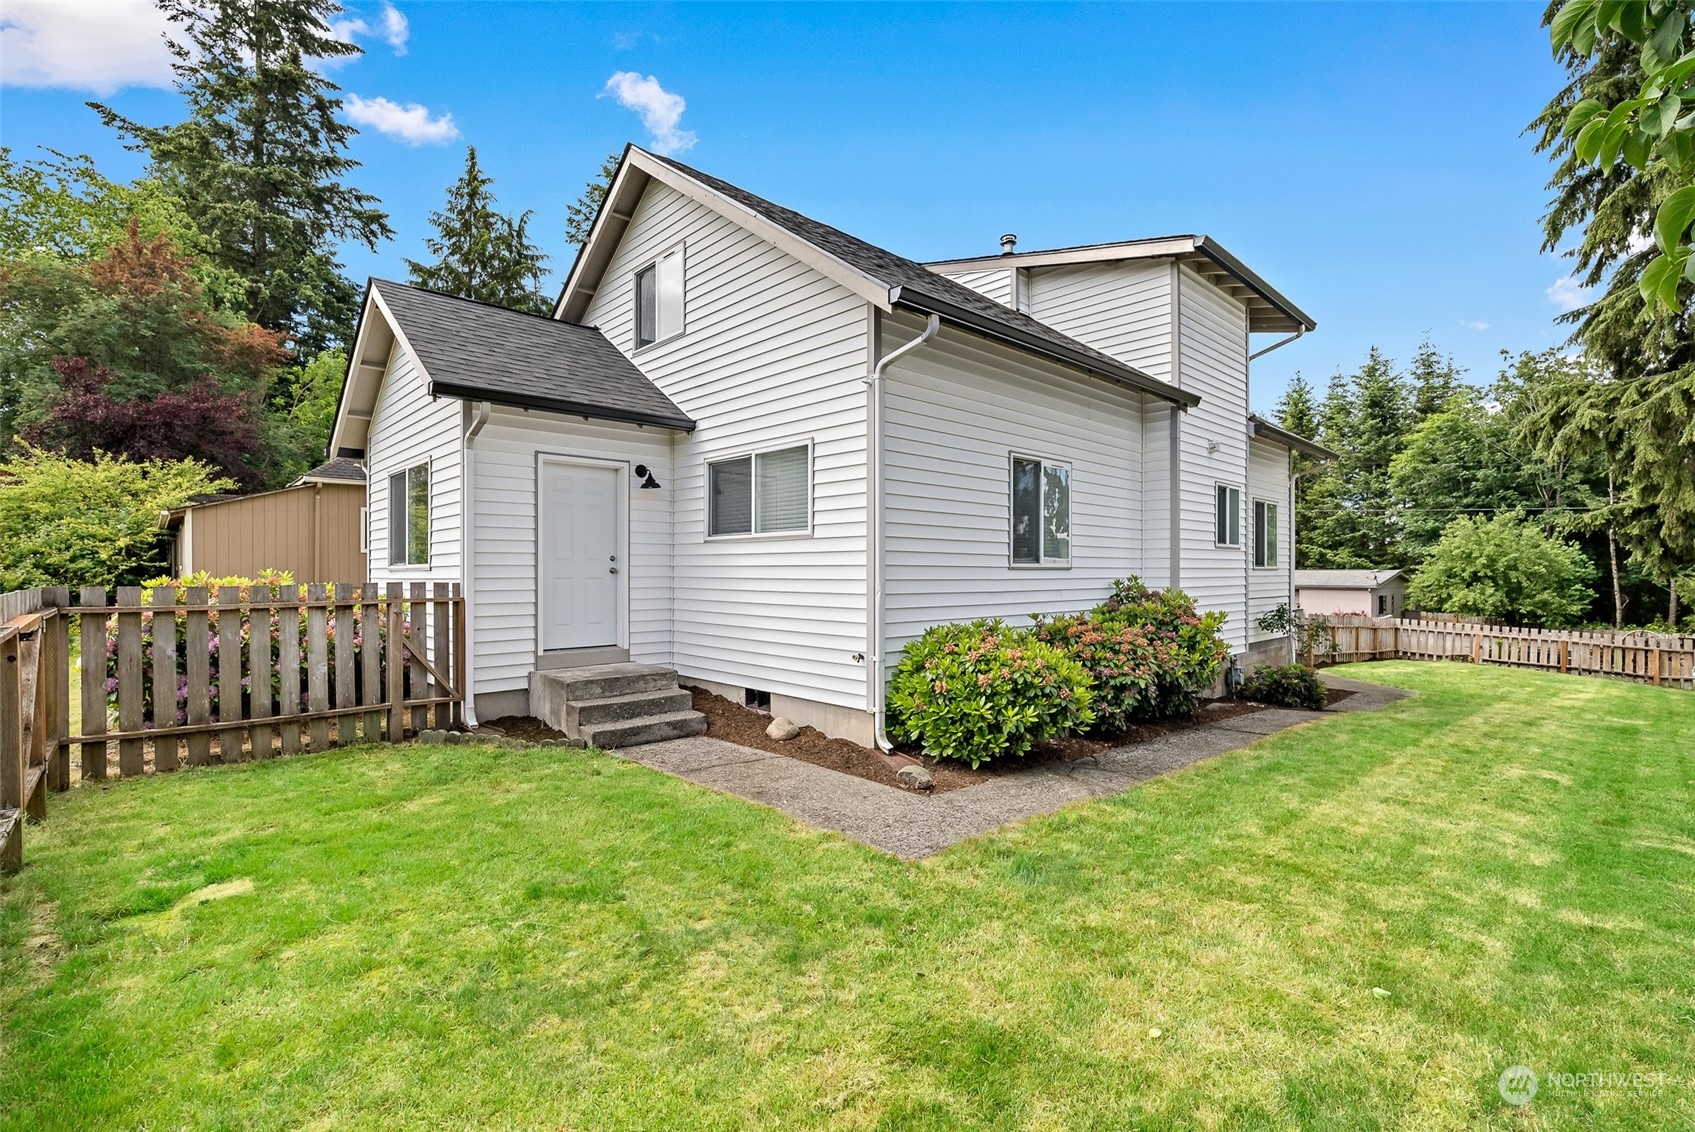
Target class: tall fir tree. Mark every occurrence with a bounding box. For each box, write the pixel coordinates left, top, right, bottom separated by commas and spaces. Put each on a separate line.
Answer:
1301, 349, 1412, 570
565, 151, 621, 246
1528, 1, 1695, 619
1274, 374, 1325, 567
91, 0, 392, 356
405, 147, 551, 314
1407, 338, 1465, 422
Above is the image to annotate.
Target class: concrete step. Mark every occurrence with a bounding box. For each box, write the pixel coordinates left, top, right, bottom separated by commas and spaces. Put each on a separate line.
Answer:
581, 709, 706, 750
541, 663, 678, 702
566, 688, 694, 737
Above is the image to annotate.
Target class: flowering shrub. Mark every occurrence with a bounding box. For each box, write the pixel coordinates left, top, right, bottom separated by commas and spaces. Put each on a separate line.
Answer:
1029, 611, 1174, 733
886, 619, 1092, 767
1093, 578, 1231, 719
1238, 663, 1328, 710
100, 573, 406, 727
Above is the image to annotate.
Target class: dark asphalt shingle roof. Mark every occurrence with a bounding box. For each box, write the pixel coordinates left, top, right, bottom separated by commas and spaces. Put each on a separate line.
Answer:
293, 456, 366, 484
644, 154, 1196, 407
372, 280, 694, 431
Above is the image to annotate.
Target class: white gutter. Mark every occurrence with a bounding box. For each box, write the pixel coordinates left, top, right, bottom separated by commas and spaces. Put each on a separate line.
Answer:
460, 400, 492, 726
1249, 327, 1304, 361
866, 313, 940, 751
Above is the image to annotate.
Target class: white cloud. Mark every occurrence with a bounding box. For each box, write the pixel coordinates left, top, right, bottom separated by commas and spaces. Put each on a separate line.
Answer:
1627, 230, 1653, 255
601, 71, 697, 155
330, 2, 409, 56
0, 0, 175, 94
344, 94, 458, 145
1459, 319, 1490, 331
1546, 275, 1592, 313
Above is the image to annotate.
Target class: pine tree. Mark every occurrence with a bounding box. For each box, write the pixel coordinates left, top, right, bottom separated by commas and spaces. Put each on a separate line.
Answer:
564, 151, 621, 246
1274, 374, 1325, 566
405, 147, 551, 314
1300, 349, 1412, 570
1407, 338, 1465, 422
91, 0, 392, 355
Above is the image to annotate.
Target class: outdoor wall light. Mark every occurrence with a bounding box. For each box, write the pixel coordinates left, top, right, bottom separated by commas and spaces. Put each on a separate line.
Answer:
634, 464, 662, 489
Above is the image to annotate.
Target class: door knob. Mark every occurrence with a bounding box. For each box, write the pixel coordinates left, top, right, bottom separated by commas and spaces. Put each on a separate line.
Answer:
609, 566, 619, 574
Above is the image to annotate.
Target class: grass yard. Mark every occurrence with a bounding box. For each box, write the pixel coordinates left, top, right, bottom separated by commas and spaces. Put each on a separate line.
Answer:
2, 662, 1692, 1130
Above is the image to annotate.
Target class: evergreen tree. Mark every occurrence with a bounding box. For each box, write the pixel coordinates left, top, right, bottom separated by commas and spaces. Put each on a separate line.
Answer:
91, 0, 392, 355
1274, 374, 1326, 567
405, 147, 551, 315
1529, 2, 1695, 620
1303, 349, 1412, 570
565, 151, 621, 246
1407, 338, 1466, 422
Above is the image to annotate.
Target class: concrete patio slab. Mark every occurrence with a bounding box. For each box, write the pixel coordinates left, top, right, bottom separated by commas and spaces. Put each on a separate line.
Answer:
620, 671, 1410, 859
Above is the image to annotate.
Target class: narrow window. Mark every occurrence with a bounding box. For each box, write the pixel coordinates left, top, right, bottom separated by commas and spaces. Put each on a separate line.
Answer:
634, 247, 683, 348
1216, 484, 1241, 547
1254, 500, 1277, 567
387, 463, 430, 565
708, 443, 811, 537
634, 264, 657, 347
1378, 594, 1390, 616
1011, 455, 1071, 565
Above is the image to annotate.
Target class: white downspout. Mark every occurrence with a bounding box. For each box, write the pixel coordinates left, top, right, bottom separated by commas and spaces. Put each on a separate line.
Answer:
460, 400, 492, 726
867, 313, 940, 751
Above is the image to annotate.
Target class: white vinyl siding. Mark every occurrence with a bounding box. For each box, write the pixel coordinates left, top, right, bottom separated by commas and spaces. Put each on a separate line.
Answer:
365, 336, 462, 584
945, 267, 1015, 308
1248, 436, 1294, 641
1023, 260, 1175, 379
881, 312, 1144, 656
582, 179, 872, 709
468, 407, 673, 696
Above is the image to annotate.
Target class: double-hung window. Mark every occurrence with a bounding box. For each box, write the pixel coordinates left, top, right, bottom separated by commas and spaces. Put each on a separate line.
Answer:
1215, 484, 1242, 548
1011, 455, 1071, 566
387, 463, 430, 565
1253, 499, 1278, 567
708, 443, 811, 537
634, 246, 684, 348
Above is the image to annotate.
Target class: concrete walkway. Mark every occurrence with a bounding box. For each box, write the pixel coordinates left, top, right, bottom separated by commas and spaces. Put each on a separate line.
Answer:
622, 672, 1408, 859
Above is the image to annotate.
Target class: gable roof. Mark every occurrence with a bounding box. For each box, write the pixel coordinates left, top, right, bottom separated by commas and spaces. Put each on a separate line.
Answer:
926, 235, 1316, 335
1294, 569, 1405, 589
331, 281, 693, 454
557, 147, 1198, 409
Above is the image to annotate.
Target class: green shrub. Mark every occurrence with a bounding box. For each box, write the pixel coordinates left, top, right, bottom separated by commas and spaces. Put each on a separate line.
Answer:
1093, 577, 1232, 719
1238, 664, 1328, 710
1029, 611, 1171, 733
886, 619, 1093, 767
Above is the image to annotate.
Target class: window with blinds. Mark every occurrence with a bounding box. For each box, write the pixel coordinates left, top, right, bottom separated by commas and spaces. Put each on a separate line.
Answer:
708, 443, 810, 536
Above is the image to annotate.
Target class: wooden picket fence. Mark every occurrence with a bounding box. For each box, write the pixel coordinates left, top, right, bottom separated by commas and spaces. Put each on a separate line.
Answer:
1302, 614, 1695, 690
1, 582, 463, 873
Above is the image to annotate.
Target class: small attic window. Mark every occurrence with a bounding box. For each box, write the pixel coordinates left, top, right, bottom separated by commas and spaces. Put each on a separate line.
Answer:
634, 246, 684, 348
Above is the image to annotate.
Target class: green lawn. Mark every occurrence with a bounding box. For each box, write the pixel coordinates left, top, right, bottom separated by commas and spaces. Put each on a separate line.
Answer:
2, 662, 1691, 1130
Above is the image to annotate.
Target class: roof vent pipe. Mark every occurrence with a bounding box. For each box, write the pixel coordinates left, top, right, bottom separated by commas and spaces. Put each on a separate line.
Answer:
1000, 233, 1017, 255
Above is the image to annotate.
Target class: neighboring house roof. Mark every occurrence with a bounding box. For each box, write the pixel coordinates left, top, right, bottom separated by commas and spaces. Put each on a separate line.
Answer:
1294, 569, 1405, 589
292, 456, 367, 486
330, 281, 696, 454
1248, 414, 1336, 461
925, 235, 1316, 335
156, 482, 353, 532
557, 146, 1199, 409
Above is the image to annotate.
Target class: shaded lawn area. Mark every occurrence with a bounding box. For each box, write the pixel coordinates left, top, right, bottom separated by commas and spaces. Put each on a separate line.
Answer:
2, 662, 1692, 1130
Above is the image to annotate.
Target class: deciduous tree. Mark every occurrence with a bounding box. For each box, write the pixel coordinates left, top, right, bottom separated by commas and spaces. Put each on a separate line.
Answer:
1406, 512, 1597, 627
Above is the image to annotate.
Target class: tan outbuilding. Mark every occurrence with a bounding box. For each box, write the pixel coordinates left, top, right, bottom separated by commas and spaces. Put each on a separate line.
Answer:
157, 458, 367, 583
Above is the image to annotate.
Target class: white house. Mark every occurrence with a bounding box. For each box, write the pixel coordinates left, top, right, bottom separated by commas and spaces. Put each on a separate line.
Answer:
329, 146, 1330, 746
1295, 569, 1409, 618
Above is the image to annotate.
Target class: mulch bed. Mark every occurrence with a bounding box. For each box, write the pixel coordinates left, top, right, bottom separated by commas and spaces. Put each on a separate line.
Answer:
479, 716, 568, 743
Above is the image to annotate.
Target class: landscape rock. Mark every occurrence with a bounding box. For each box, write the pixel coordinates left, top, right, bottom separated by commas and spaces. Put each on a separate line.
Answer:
418, 730, 447, 745
896, 764, 935, 790
766, 716, 801, 741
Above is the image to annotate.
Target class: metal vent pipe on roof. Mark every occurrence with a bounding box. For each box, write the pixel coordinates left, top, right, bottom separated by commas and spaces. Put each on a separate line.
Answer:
1000, 233, 1017, 255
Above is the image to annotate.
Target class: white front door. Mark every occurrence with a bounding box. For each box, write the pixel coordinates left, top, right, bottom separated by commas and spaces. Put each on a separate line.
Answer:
540, 461, 622, 651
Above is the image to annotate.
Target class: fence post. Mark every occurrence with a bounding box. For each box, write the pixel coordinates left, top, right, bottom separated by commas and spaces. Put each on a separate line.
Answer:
116, 586, 144, 776
79, 586, 108, 780
1652, 647, 1662, 687
1472, 632, 1481, 665
44, 588, 69, 791
307, 584, 331, 750
333, 583, 356, 744
360, 584, 382, 741
409, 582, 428, 734
432, 582, 451, 730
152, 588, 180, 772
216, 585, 246, 761
1560, 638, 1569, 675
453, 584, 466, 726
249, 585, 273, 759
277, 586, 302, 756
386, 583, 406, 741
1, 628, 20, 873
184, 587, 212, 766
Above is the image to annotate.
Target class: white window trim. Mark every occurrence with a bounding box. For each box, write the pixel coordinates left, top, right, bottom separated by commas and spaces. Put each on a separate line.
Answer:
1252, 497, 1279, 569
704, 440, 814, 541
632, 242, 686, 353
1215, 482, 1242, 549
386, 460, 432, 569
1008, 452, 1073, 569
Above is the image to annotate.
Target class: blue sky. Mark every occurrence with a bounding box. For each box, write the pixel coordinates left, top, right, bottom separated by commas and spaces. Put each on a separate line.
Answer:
2, 1, 1575, 412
